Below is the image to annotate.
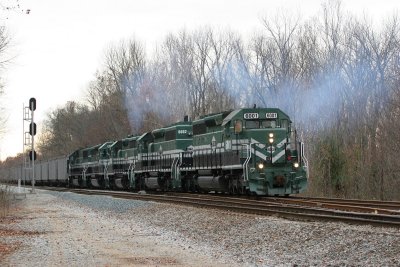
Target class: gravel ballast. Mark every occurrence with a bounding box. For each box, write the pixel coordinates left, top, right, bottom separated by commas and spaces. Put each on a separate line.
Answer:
1, 189, 399, 266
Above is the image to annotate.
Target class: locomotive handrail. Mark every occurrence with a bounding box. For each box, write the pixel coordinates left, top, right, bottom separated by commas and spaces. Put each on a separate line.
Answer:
300, 142, 309, 178
81, 165, 88, 187
128, 160, 135, 187
171, 157, 179, 181
243, 143, 252, 181
128, 161, 134, 173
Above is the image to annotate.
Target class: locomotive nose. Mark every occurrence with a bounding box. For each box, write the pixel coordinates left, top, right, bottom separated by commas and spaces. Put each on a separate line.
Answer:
273, 175, 286, 187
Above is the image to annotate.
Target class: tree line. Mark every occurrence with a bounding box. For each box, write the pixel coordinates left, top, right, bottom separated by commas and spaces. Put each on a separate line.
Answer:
3, 2, 400, 200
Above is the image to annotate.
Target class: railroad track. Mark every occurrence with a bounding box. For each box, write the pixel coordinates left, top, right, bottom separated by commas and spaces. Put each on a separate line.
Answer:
40, 187, 400, 228
166, 192, 400, 215
289, 196, 400, 210
264, 197, 400, 216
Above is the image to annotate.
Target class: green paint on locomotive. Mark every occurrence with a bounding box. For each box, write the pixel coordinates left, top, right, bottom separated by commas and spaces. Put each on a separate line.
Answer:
68, 144, 103, 188
226, 108, 307, 195
191, 107, 308, 196
151, 122, 193, 154
137, 121, 193, 190
108, 135, 139, 189
192, 111, 230, 148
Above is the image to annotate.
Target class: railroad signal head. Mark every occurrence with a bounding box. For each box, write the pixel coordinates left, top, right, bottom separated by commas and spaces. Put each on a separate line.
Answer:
29, 150, 37, 161
29, 122, 37, 136
29, 97, 36, 111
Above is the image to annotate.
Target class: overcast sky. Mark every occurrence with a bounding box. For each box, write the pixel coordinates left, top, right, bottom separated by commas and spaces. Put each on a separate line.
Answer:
0, 0, 399, 160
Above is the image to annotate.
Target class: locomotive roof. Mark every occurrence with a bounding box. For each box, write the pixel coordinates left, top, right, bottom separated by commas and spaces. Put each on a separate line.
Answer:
137, 131, 153, 141
99, 141, 114, 150
125, 134, 140, 139
152, 121, 192, 136
81, 143, 102, 151
221, 107, 291, 126
192, 110, 231, 125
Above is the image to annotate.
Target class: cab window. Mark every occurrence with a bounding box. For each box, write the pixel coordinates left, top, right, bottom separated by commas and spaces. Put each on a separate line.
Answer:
261, 120, 276, 128
245, 120, 259, 129
281, 119, 288, 130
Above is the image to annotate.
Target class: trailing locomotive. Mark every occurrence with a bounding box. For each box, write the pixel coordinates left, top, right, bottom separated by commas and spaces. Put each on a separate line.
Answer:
68, 107, 308, 196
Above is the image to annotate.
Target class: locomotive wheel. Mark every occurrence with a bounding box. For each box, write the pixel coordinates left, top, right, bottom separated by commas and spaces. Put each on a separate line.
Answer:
235, 180, 243, 195
237, 186, 244, 195
229, 185, 234, 195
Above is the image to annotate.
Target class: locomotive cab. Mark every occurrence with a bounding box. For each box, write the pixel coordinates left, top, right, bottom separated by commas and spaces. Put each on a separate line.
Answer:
108, 135, 139, 190
221, 107, 308, 196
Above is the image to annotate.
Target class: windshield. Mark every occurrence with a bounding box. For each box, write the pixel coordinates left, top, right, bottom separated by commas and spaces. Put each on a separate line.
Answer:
245, 120, 259, 129
245, 120, 277, 129
261, 120, 276, 128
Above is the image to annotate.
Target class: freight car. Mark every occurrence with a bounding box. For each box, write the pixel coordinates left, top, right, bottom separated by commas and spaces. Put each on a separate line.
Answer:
1, 107, 308, 196
0, 156, 68, 186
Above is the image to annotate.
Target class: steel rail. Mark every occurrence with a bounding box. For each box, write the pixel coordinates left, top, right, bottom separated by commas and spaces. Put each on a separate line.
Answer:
290, 196, 400, 210
44, 187, 400, 228
163, 192, 400, 215
265, 198, 400, 215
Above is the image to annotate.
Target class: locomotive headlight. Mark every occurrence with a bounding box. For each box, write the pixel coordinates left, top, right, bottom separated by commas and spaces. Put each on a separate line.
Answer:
293, 162, 300, 168
268, 138, 274, 144
257, 162, 264, 170
269, 133, 274, 138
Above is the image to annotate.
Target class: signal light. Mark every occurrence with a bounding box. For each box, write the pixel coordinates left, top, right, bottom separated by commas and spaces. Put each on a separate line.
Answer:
29, 150, 37, 161
29, 97, 36, 111
29, 122, 37, 136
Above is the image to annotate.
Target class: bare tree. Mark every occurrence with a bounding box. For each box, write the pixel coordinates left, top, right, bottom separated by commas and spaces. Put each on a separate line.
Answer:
86, 71, 131, 138
103, 38, 147, 132
38, 102, 92, 158
104, 39, 146, 96
207, 30, 243, 112
156, 28, 245, 120
0, 25, 10, 138
246, 11, 303, 115
156, 30, 196, 119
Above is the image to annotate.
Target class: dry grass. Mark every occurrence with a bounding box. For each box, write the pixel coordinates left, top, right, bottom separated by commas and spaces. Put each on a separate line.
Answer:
0, 186, 10, 217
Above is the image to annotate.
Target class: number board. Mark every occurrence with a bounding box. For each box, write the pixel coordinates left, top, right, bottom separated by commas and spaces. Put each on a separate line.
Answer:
266, 113, 278, 119
243, 113, 259, 119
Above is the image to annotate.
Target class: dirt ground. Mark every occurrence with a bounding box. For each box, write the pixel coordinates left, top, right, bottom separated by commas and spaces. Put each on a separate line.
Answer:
0, 191, 231, 267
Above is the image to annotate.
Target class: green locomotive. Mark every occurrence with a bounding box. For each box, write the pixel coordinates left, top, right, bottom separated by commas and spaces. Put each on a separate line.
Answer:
68, 107, 308, 196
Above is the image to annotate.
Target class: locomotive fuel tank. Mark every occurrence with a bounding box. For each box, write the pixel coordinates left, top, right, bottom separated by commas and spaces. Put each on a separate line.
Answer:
113, 177, 124, 189
71, 178, 79, 187
145, 177, 159, 189
197, 175, 228, 192
90, 177, 101, 188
